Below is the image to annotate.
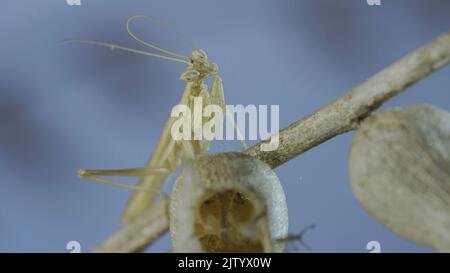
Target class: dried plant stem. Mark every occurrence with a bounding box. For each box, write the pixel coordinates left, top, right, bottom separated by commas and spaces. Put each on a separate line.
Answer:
244, 31, 450, 169
95, 31, 450, 252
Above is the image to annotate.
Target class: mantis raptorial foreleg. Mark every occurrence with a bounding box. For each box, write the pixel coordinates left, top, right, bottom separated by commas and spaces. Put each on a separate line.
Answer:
209, 75, 248, 150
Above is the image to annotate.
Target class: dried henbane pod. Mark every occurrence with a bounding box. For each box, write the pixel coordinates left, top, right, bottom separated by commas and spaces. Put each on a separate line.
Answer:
170, 152, 289, 252
349, 104, 450, 252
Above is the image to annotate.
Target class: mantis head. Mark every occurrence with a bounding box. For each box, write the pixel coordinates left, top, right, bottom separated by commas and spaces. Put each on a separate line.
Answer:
180, 48, 219, 83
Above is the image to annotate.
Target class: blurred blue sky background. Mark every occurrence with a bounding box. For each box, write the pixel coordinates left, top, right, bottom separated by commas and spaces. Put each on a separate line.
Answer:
0, 0, 449, 252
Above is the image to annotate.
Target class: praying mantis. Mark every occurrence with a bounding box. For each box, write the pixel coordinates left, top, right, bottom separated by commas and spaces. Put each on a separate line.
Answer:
74, 15, 247, 224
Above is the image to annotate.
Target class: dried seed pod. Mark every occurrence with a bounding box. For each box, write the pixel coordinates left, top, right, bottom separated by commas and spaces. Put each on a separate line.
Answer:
169, 152, 288, 252
349, 104, 450, 252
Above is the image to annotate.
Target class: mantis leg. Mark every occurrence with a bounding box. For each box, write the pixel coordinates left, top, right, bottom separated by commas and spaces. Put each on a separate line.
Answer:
78, 167, 170, 194
180, 139, 197, 160
210, 75, 248, 150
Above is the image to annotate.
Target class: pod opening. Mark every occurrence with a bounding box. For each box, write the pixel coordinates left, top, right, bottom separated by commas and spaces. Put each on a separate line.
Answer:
194, 189, 268, 252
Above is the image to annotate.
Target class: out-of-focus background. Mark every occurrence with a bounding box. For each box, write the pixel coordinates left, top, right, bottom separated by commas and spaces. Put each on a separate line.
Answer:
0, 0, 449, 252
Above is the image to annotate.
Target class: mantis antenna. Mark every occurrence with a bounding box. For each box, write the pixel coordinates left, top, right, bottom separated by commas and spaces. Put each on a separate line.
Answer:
62, 15, 196, 64
126, 15, 194, 59
61, 39, 189, 64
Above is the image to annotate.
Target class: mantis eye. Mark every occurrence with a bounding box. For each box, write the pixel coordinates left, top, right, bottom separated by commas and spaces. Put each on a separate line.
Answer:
192, 48, 208, 60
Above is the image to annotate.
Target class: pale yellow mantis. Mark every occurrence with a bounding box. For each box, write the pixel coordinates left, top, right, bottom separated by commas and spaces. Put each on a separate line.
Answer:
74, 15, 247, 224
